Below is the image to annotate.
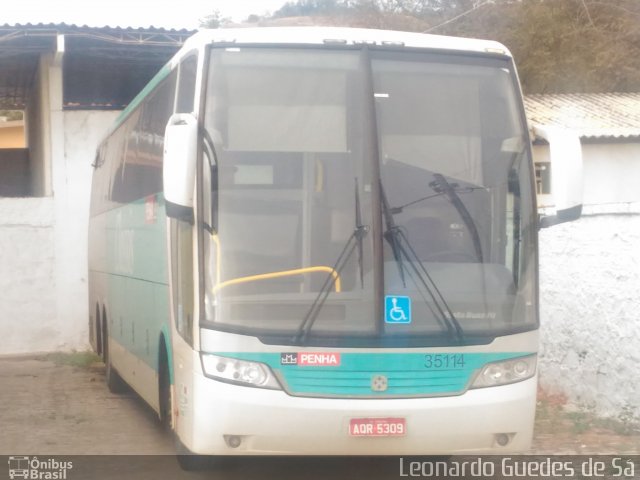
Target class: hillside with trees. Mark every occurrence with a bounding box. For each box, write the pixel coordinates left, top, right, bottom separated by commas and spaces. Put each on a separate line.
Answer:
261, 0, 640, 94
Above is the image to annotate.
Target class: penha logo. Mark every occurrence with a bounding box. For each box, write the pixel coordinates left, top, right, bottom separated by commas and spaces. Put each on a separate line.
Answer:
298, 352, 341, 367
281, 352, 341, 366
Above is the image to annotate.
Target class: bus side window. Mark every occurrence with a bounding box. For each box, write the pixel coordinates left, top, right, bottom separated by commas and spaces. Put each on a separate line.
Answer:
176, 54, 198, 114
143, 70, 177, 163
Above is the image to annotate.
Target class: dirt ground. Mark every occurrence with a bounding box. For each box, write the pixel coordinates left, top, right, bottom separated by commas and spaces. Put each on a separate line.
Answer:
0, 355, 173, 455
1, 354, 638, 456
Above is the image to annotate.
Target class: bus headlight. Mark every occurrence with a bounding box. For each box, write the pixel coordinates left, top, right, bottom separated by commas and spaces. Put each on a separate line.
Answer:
200, 354, 281, 390
471, 354, 537, 388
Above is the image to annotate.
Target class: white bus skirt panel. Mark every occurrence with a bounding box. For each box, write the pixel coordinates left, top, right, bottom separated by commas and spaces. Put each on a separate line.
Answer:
180, 371, 537, 455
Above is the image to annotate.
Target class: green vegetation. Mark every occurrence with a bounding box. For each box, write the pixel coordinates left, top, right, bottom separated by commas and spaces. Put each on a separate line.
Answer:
260, 0, 640, 94
45, 351, 102, 368
565, 410, 594, 435
435, 0, 640, 94
536, 390, 640, 437
199, 10, 231, 28
0, 110, 23, 121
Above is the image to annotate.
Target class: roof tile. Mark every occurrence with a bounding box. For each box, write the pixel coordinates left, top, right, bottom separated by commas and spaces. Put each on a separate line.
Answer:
524, 93, 640, 139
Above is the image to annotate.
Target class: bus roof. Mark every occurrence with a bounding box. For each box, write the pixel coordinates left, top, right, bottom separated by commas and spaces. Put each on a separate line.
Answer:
179, 27, 512, 59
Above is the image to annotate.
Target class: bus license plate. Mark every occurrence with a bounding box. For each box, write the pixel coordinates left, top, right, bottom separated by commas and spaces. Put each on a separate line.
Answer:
349, 418, 406, 437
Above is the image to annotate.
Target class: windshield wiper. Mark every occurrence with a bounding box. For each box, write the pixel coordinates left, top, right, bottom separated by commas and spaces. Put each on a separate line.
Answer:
380, 182, 464, 341
293, 178, 369, 344
390, 184, 483, 214
430, 173, 484, 264
380, 181, 407, 287
355, 177, 365, 288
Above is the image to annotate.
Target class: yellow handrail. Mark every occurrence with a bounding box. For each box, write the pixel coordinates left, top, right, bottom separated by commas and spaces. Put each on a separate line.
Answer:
213, 266, 342, 293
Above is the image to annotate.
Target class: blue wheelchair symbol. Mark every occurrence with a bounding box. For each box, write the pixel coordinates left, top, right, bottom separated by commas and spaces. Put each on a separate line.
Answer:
385, 295, 411, 324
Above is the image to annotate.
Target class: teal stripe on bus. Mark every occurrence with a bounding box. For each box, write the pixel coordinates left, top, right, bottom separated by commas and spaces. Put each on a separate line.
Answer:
103, 195, 170, 373
214, 352, 533, 397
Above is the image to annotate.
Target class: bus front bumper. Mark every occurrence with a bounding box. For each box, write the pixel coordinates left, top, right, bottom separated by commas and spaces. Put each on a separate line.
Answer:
180, 372, 537, 456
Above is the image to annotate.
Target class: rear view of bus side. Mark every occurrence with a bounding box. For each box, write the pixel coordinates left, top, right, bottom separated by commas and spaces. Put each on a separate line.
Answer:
88, 27, 582, 467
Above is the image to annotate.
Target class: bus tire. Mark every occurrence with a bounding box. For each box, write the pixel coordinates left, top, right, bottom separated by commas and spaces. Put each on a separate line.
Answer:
102, 313, 128, 394
158, 342, 171, 430
95, 304, 102, 357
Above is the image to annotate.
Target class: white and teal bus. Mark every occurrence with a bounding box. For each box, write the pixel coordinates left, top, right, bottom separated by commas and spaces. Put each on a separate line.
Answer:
88, 27, 582, 467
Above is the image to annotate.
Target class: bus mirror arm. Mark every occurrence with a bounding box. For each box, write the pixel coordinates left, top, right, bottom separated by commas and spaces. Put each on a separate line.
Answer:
164, 113, 198, 221
166, 201, 194, 224
539, 204, 582, 229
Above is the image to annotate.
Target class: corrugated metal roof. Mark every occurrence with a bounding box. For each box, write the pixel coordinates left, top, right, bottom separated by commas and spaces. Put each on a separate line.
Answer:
0, 24, 194, 109
0, 23, 195, 49
0, 22, 195, 34
524, 93, 640, 140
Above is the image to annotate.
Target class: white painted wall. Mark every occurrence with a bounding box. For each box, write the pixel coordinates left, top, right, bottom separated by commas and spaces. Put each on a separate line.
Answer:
0, 111, 118, 355
0, 48, 120, 354
57, 110, 120, 352
538, 214, 640, 422
0, 198, 56, 352
534, 142, 640, 208
534, 138, 640, 423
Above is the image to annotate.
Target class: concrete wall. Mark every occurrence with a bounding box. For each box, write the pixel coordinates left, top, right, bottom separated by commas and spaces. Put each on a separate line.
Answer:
26, 54, 55, 198
534, 140, 640, 422
56, 110, 120, 352
0, 198, 57, 351
581, 143, 640, 207
0, 47, 120, 355
0, 111, 119, 355
538, 211, 640, 422
534, 142, 640, 208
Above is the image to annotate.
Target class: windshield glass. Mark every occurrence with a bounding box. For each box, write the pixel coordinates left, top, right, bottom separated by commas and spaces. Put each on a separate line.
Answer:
203, 48, 377, 340
373, 51, 536, 339
202, 46, 536, 346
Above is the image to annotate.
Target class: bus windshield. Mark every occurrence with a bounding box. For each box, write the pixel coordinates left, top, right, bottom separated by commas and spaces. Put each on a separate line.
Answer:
202, 46, 536, 346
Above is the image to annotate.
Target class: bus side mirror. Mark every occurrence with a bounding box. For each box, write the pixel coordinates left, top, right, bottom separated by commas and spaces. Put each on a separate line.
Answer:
164, 113, 198, 222
533, 126, 583, 229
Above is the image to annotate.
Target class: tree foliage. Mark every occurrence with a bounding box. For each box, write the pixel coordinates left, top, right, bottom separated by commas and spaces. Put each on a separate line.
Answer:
200, 10, 231, 29
436, 0, 640, 94
270, 0, 640, 94
0, 110, 23, 121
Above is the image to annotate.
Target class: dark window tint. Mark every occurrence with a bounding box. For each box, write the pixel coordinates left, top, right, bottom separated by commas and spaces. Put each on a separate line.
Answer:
110, 70, 177, 205
176, 54, 198, 114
